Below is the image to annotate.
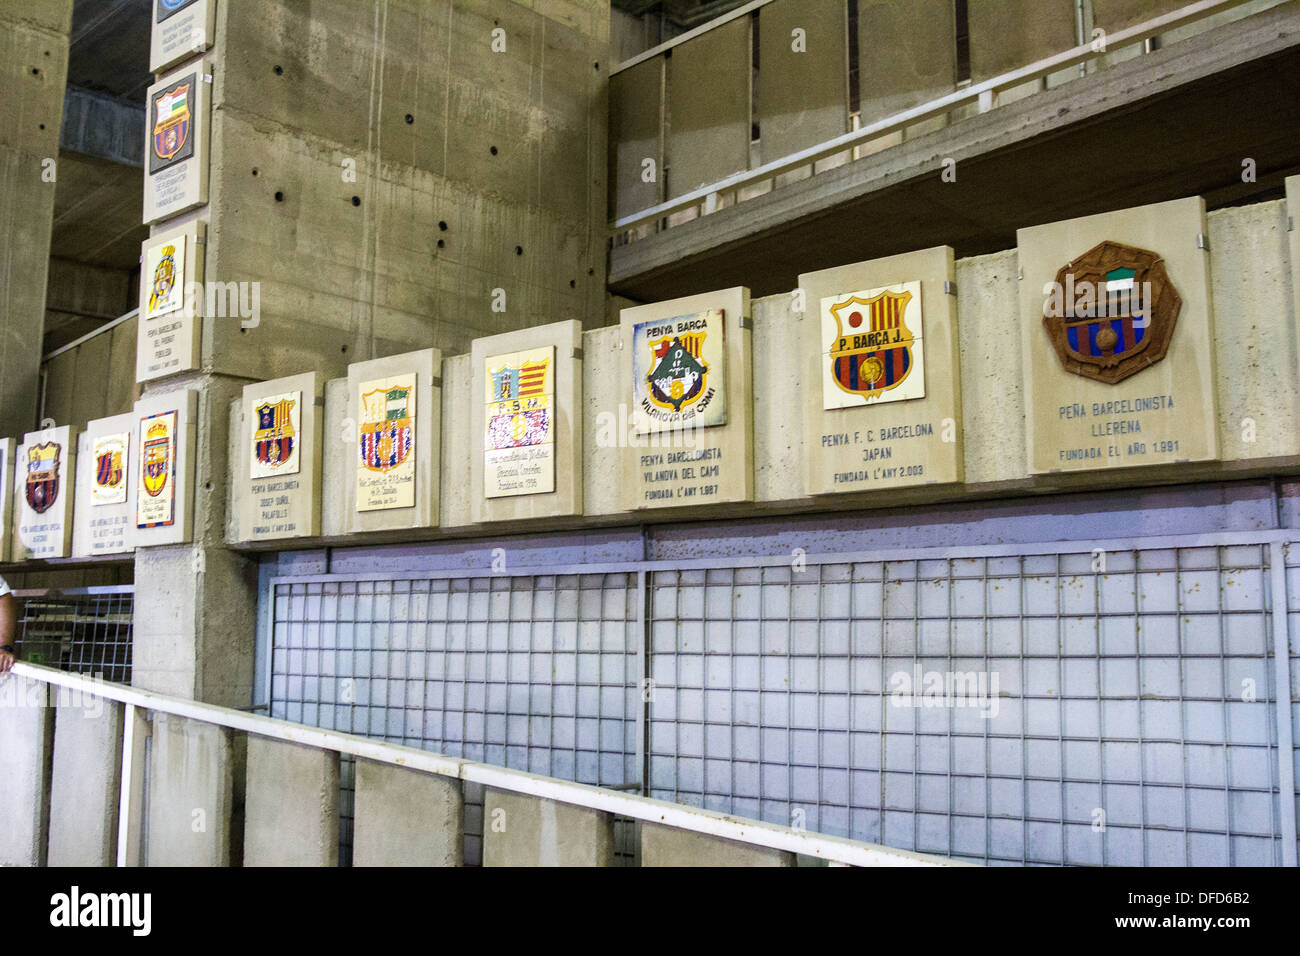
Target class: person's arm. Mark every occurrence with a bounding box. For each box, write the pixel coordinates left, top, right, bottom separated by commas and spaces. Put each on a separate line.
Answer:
0, 592, 17, 673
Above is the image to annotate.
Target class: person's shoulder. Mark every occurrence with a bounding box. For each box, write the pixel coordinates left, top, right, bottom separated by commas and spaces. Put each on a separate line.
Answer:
0, 575, 10, 597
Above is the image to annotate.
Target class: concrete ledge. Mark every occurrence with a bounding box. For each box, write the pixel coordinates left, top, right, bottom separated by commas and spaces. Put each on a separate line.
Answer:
244, 735, 339, 867
146, 714, 238, 866
0, 675, 54, 865
640, 822, 796, 867
48, 697, 124, 866
483, 788, 615, 866
353, 759, 463, 866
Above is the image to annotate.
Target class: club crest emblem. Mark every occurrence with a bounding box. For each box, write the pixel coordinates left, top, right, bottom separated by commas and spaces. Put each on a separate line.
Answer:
359, 385, 414, 473
152, 81, 191, 163
254, 398, 296, 469
148, 245, 177, 315
646, 333, 708, 413
25, 442, 61, 514
1042, 240, 1181, 385
821, 281, 926, 409
96, 449, 123, 489
142, 421, 171, 497
487, 358, 551, 450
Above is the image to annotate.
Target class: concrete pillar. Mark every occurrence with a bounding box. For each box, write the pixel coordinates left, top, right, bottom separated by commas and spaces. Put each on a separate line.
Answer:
482, 788, 615, 867
353, 759, 463, 867
48, 696, 124, 866
0, 0, 71, 436
145, 713, 241, 866
640, 823, 796, 867
243, 735, 339, 866
0, 675, 55, 865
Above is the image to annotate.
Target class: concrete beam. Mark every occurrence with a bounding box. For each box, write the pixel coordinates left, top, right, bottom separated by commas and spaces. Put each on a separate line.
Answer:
59, 85, 144, 167
0, 676, 54, 865
243, 735, 339, 867
353, 759, 463, 866
640, 822, 796, 867
48, 696, 124, 866
608, 2, 1300, 300
482, 788, 615, 866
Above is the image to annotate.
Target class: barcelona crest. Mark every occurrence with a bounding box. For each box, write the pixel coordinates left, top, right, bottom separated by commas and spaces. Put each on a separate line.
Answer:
25, 442, 61, 515
487, 357, 550, 451
96, 449, 123, 489
1042, 240, 1181, 385
142, 421, 171, 498
630, 310, 726, 432
147, 244, 179, 317
359, 386, 414, 472
151, 78, 192, 168
821, 281, 926, 410
646, 334, 708, 413
252, 396, 298, 475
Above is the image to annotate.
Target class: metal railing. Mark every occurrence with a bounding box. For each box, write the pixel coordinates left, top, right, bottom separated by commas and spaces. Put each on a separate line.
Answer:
13, 586, 134, 684
9, 660, 963, 867
609, 0, 1264, 235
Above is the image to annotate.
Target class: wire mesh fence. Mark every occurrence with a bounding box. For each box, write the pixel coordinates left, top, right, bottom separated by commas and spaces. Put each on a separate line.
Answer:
267, 538, 1296, 867
12, 588, 133, 684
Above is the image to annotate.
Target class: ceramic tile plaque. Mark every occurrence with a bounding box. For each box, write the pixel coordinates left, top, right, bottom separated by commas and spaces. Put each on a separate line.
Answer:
13, 425, 77, 560
342, 349, 440, 533
471, 321, 583, 523
800, 247, 963, 495
149, 0, 217, 74
144, 60, 211, 225
129, 389, 198, 547
235, 372, 322, 542
72, 414, 135, 557
1019, 197, 1217, 474
620, 288, 753, 511
137, 220, 205, 382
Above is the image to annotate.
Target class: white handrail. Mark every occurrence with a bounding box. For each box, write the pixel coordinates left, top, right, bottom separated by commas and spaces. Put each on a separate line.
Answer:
611, 0, 1260, 232
10, 661, 967, 866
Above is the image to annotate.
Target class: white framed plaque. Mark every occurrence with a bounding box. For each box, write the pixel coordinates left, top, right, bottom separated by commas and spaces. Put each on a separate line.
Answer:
72, 414, 136, 558
144, 60, 211, 225
149, 0, 217, 74
13, 425, 77, 560
235, 372, 322, 542
137, 220, 205, 382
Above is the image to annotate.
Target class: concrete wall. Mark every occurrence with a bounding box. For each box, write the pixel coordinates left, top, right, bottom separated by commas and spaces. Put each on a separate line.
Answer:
482, 788, 615, 866
0, 0, 71, 437
0, 675, 54, 865
641, 822, 795, 867
41, 312, 138, 432
243, 735, 338, 866
145, 713, 240, 866
47, 696, 124, 866
352, 759, 462, 866
229, 198, 1300, 547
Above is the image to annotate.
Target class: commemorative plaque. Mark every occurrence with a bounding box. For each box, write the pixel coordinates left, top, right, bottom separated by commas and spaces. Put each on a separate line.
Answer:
471, 321, 583, 522
13, 425, 77, 560
137, 221, 205, 382
620, 288, 753, 511
1019, 198, 1217, 473
149, 0, 216, 74
72, 413, 136, 558
235, 372, 322, 542
800, 247, 963, 495
129, 389, 198, 547
144, 60, 211, 225
343, 349, 440, 534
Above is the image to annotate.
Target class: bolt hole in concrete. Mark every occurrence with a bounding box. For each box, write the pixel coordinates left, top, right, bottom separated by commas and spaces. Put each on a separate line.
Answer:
405, 114, 414, 124
437, 239, 445, 249
275, 191, 284, 201
273, 64, 283, 75
341, 345, 348, 353
438, 221, 447, 231
490, 145, 498, 155
31, 68, 39, 75
351, 196, 361, 206
204, 482, 212, 491
569, 279, 576, 288
38, 124, 45, 130
252, 168, 258, 176
515, 245, 523, 256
